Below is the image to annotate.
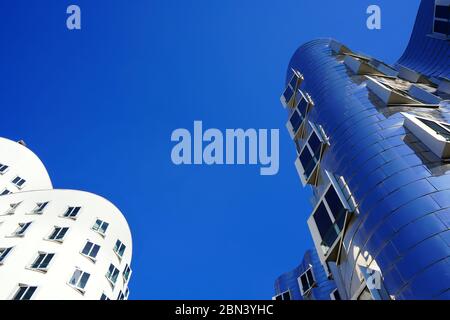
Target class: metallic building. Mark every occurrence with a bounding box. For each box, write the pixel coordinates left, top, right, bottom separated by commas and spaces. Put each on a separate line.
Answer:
277, 0, 450, 300
274, 249, 339, 300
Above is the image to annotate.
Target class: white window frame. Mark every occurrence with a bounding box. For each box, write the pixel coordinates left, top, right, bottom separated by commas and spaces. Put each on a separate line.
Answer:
272, 290, 291, 301
330, 288, 341, 300
80, 240, 100, 262
11, 176, 26, 189
46, 226, 69, 243
28, 252, 55, 273
68, 268, 90, 294
92, 218, 109, 237
105, 263, 120, 287
29, 201, 49, 215
1, 189, 12, 196
10, 284, 38, 300
113, 239, 126, 259
298, 265, 316, 296
11, 222, 32, 237
123, 264, 132, 283
0, 164, 9, 174
62, 206, 81, 220
3, 202, 22, 216
0, 247, 14, 265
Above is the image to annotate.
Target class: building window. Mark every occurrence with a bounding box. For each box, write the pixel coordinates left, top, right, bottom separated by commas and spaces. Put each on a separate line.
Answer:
1, 189, 12, 196
12, 285, 37, 300
48, 227, 69, 242
100, 293, 110, 300
106, 263, 120, 286
92, 219, 109, 236
0, 247, 13, 264
272, 290, 291, 301
0, 164, 9, 174
402, 113, 450, 159
12, 222, 32, 237
298, 267, 316, 296
4, 202, 21, 215
433, 1, 449, 37
123, 264, 132, 283
118, 291, 125, 300
330, 289, 342, 300
295, 124, 328, 186
286, 90, 313, 140
113, 240, 126, 259
31, 202, 49, 215
63, 206, 81, 219
11, 176, 26, 189
308, 176, 352, 258
280, 69, 304, 108
29, 252, 54, 272
81, 240, 100, 261
69, 268, 90, 293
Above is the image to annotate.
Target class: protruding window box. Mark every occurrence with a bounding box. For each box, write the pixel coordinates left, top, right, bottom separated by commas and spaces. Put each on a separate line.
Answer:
298, 266, 316, 297
366, 76, 423, 105
397, 64, 429, 83
438, 77, 450, 95
307, 173, 355, 263
370, 60, 399, 77
329, 40, 352, 55
294, 123, 329, 186
344, 55, 379, 75
403, 113, 450, 160
280, 69, 304, 108
286, 91, 314, 140
408, 84, 442, 105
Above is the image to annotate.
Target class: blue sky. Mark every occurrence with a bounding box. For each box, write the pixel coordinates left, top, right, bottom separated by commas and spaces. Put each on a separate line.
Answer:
0, 0, 420, 299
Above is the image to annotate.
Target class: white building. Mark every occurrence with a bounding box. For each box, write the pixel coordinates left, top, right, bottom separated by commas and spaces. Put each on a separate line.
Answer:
0, 138, 132, 300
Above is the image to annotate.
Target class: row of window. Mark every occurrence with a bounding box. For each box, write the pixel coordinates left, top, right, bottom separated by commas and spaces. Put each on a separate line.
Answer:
0, 163, 27, 192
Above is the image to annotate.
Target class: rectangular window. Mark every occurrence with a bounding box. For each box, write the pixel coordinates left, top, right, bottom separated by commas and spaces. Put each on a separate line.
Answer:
11, 176, 26, 189
280, 70, 304, 108
81, 241, 100, 261
273, 290, 291, 301
5, 202, 21, 215
48, 227, 69, 242
13, 222, 32, 237
310, 179, 352, 257
118, 291, 125, 300
106, 263, 120, 285
123, 264, 132, 282
433, 2, 450, 36
0, 247, 13, 264
12, 285, 37, 300
32, 202, 49, 214
69, 269, 90, 292
1, 189, 12, 196
63, 206, 81, 219
295, 126, 326, 186
298, 267, 316, 296
113, 240, 126, 258
100, 293, 110, 300
0, 164, 9, 174
403, 113, 450, 159
92, 219, 109, 236
30, 252, 54, 271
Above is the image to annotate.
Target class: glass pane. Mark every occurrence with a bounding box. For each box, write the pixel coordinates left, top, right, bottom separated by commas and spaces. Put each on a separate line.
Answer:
435, 5, 450, 20
91, 244, 100, 258
79, 272, 90, 289
70, 270, 81, 285
324, 187, 346, 227
82, 242, 93, 255
299, 148, 315, 178
313, 203, 333, 240
13, 287, 27, 300
283, 86, 294, 102
434, 19, 449, 35
308, 132, 322, 159
289, 110, 302, 133
101, 222, 109, 233
296, 96, 308, 117
23, 287, 36, 300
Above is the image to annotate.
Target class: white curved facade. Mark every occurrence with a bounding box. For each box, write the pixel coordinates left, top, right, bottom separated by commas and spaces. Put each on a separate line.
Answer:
0, 138, 132, 300
0, 138, 52, 193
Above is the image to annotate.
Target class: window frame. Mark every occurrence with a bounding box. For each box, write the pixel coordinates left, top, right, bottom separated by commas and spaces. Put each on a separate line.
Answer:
105, 263, 120, 287
68, 268, 91, 294
46, 226, 69, 243
0, 163, 9, 174
272, 290, 291, 301
433, 1, 450, 38
298, 265, 316, 296
11, 176, 26, 189
11, 284, 38, 300
62, 206, 81, 220
28, 252, 55, 273
3, 202, 22, 216
80, 240, 101, 263
0, 247, 14, 265
29, 201, 50, 215
92, 218, 109, 237
113, 239, 126, 260
11, 222, 32, 237
280, 69, 304, 108
123, 264, 132, 283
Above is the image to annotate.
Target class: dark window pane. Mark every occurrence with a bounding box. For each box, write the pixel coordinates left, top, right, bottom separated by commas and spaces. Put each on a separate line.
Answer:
91, 244, 100, 258
296, 96, 308, 117
283, 87, 294, 102
324, 187, 346, 227
290, 110, 302, 133
23, 287, 36, 300
289, 75, 298, 90
435, 5, 450, 20
282, 291, 291, 301
300, 274, 309, 293
313, 203, 333, 239
306, 269, 315, 286
275, 294, 283, 300
13, 287, 27, 300
82, 242, 93, 255
299, 148, 316, 178
434, 19, 449, 35
308, 132, 322, 159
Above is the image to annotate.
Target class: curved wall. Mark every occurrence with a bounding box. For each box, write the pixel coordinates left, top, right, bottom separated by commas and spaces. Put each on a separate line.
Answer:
0, 189, 132, 300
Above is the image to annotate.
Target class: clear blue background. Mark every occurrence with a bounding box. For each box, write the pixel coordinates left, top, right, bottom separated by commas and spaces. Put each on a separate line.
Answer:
0, 0, 420, 299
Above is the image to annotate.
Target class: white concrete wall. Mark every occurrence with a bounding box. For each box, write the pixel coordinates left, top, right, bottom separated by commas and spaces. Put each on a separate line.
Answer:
0, 189, 132, 300
0, 138, 52, 193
